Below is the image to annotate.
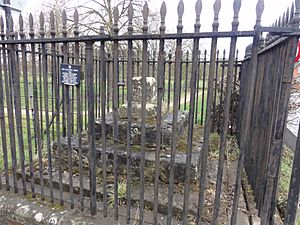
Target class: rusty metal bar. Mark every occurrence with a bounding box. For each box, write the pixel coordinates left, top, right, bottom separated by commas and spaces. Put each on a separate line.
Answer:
139, 3, 149, 224
196, 0, 221, 223
112, 7, 120, 220
153, 2, 166, 225
182, 1, 201, 224
212, 0, 241, 223
230, 0, 265, 224
86, 40, 97, 215
167, 1, 184, 224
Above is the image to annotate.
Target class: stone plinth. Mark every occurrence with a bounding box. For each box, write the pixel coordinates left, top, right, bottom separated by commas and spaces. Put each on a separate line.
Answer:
119, 76, 167, 119
96, 76, 188, 146
95, 111, 188, 146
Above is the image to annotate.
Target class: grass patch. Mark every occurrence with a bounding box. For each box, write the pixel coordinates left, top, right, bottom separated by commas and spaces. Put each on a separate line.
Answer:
277, 145, 293, 217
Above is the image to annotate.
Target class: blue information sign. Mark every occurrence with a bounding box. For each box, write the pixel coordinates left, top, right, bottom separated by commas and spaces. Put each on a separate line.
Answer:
60, 64, 81, 86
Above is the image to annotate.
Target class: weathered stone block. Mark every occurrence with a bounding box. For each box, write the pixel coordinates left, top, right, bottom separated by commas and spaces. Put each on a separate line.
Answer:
95, 111, 189, 146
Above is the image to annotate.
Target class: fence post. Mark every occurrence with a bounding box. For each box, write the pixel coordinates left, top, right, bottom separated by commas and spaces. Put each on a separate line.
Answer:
86, 40, 96, 215
284, 0, 300, 224
231, 0, 264, 224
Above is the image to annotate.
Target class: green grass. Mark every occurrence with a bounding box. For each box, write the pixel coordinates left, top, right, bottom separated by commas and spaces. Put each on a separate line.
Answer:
277, 145, 294, 218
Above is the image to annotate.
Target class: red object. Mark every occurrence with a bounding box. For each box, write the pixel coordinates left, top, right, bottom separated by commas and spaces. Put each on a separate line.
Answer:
295, 41, 300, 62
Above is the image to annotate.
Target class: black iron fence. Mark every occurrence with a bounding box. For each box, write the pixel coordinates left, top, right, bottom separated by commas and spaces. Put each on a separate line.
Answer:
0, 0, 300, 224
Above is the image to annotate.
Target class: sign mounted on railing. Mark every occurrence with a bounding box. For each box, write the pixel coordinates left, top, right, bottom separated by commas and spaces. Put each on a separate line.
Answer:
60, 64, 81, 86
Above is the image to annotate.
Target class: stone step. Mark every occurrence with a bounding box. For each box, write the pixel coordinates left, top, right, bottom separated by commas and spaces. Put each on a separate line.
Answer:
52, 134, 201, 184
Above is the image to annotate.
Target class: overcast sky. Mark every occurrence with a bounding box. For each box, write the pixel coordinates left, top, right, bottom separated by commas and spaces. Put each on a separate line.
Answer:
5, 0, 296, 58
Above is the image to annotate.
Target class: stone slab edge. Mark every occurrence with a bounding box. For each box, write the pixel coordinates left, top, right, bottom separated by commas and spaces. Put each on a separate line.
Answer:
0, 190, 92, 225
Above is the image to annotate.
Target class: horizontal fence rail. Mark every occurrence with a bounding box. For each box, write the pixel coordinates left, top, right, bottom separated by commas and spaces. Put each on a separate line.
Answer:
0, 0, 299, 224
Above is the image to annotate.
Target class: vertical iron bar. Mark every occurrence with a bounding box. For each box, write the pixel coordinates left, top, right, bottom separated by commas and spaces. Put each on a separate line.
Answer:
230, 1, 264, 224
200, 50, 207, 125
212, 1, 241, 223
39, 12, 54, 203
139, 3, 149, 224
218, 49, 226, 131
0, 16, 9, 191
167, 1, 184, 224
153, 3, 166, 225
167, 52, 172, 112
182, 1, 202, 224
195, 51, 201, 124
61, 10, 74, 209
86, 40, 97, 215
29, 13, 44, 200
184, 50, 189, 110
19, 15, 35, 197
100, 31, 108, 217
4, 15, 18, 193
112, 8, 120, 220
212, 50, 220, 131
196, 0, 221, 223
126, 5, 134, 223
73, 9, 84, 212
10, 18, 27, 195
50, 11, 63, 206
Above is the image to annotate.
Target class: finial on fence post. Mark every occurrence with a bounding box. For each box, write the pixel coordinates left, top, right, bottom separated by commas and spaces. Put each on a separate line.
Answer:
74, 9, 79, 37
286, 7, 290, 26
291, 2, 295, 21
213, 0, 221, 31
29, 13, 34, 38
255, 0, 264, 27
100, 26, 105, 35
9, 15, 14, 35
128, 3, 134, 34
50, 11, 55, 37
160, 1, 166, 34
62, 10, 67, 37
282, 11, 286, 26
194, 0, 202, 32
292, 0, 300, 28
113, 6, 119, 35
232, 0, 241, 31
142, 2, 149, 34
177, 0, 184, 33
19, 14, 24, 38
0, 16, 3, 37
278, 16, 282, 27
39, 12, 45, 37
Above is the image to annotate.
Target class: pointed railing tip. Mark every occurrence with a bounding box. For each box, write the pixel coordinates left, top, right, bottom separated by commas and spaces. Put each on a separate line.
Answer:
128, 3, 134, 20
177, 0, 184, 18
233, 0, 242, 16
62, 10, 67, 27
113, 6, 119, 24
160, 1, 167, 20
296, 0, 300, 12
29, 13, 33, 24
50, 11, 55, 28
143, 2, 149, 20
9, 15, 14, 32
195, 0, 202, 18
291, 2, 295, 20
213, 0, 221, 17
0, 16, 4, 33
74, 8, 79, 24
282, 11, 286, 26
286, 7, 290, 25
19, 14, 23, 30
39, 11, 45, 27
278, 16, 282, 27
256, 0, 264, 21
100, 26, 105, 34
